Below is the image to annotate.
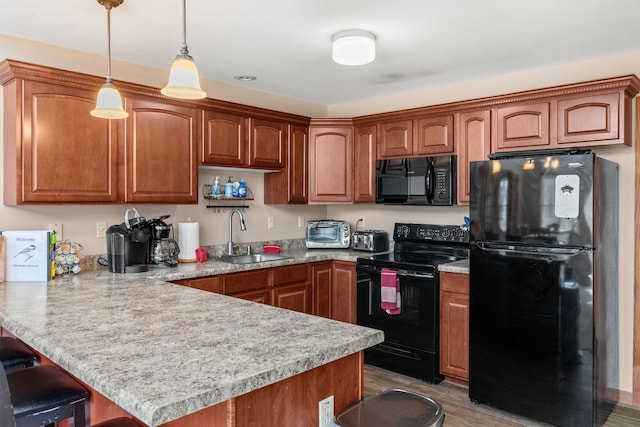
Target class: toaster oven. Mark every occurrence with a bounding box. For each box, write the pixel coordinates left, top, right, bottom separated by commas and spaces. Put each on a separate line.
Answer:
305, 220, 351, 249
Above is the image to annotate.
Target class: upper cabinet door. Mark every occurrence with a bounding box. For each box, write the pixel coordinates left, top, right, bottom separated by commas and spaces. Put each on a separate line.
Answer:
309, 124, 353, 203
263, 124, 308, 204
288, 125, 308, 203
557, 92, 620, 145
378, 120, 413, 157
249, 118, 286, 169
414, 115, 455, 155
201, 110, 248, 166
495, 102, 551, 151
124, 97, 198, 204
457, 110, 491, 205
17, 80, 118, 204
353, 125, 376, 203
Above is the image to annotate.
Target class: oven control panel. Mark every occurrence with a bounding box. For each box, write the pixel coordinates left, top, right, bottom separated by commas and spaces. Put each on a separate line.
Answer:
394, 223, 469, 243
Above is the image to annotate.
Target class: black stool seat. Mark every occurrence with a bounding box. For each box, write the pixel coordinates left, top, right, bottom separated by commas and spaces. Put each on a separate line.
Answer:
92, 417, 140, 427
0, 337, 38, 371
7, 365, 89, 427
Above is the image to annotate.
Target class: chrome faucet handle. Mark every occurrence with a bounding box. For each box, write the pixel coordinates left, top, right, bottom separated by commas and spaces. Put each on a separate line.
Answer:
246, 246, 252, 255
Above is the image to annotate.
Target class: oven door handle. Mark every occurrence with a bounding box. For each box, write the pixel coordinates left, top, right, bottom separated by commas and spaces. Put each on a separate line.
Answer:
357, 264, 435, 279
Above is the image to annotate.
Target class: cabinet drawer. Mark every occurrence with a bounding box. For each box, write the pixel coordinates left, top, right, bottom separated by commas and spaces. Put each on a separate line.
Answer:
440, 272, 469, 294
224, 269, 269, 294
189, 276, 223, 293
272, 264, 309, 286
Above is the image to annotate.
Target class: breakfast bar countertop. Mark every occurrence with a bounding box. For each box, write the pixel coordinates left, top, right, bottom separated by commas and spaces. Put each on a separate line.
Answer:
0, 250, 384, 426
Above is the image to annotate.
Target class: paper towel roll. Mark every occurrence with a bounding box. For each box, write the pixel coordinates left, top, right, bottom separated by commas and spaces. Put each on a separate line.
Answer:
177, 221, 200, 262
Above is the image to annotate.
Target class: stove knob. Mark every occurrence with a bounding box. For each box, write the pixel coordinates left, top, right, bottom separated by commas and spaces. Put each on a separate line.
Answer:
442, 228, 451, 239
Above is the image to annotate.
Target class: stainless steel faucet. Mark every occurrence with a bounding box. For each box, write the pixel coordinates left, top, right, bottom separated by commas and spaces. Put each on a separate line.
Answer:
227, 209, 247, 255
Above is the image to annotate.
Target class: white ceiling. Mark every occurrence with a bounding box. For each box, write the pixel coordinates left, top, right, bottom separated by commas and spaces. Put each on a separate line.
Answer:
2, 0, 640, 106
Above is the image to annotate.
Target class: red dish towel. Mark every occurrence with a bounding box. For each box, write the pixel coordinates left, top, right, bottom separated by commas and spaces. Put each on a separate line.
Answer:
381, 269, 401, 315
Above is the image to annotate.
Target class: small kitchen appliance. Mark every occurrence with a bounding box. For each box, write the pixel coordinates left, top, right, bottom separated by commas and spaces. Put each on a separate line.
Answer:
376, 155, 456, 205
351, 230, 389, 252
106, 207, 151, 273
148, 215, 180, 268
305, 220, 351, 249
356, 223, 469, 383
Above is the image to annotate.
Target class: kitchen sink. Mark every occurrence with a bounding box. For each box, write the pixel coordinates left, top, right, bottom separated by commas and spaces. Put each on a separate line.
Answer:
214, 254, 293, 264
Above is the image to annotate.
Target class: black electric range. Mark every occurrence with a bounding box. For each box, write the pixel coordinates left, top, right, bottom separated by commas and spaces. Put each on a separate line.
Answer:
356, 223, 469, 383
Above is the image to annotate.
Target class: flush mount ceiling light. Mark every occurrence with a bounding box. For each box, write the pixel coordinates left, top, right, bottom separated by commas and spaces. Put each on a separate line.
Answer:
90, 0, 128, 119
161, 0, 206, 99
332, 30, 376, 66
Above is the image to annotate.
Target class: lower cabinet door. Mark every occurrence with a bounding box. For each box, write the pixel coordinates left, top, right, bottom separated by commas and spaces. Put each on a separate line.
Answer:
272, 283, 312, 314
232, 289, 271, 305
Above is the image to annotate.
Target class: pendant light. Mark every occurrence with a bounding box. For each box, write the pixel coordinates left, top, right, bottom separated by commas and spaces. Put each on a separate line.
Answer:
161, 0, 206, 99
91, 0, 128, 119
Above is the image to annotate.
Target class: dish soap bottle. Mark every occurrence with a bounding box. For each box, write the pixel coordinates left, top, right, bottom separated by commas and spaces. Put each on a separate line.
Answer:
212, 176, 221, 198
238, 179, 247, 198
224, 176, 234, 198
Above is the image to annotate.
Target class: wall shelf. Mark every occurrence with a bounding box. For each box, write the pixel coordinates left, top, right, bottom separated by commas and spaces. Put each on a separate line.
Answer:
203, 185, 253, 211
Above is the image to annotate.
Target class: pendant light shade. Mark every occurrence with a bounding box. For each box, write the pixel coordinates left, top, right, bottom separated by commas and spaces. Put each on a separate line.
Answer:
91, 81, 128, 118
91, 0, 128, 119
161, 0, 206, 99
332, 30, 376, 66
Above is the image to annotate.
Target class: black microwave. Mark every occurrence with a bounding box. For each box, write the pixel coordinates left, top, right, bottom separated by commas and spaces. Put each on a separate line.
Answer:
375, 155, 456, 205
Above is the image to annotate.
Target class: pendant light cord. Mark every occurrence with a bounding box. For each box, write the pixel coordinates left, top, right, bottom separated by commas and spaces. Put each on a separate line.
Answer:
105, 4, 113, 83
180, 0, 190, 56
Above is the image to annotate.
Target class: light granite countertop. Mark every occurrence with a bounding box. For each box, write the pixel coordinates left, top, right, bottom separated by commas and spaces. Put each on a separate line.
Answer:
437, 258, 469, 274
0, 248, 384, 426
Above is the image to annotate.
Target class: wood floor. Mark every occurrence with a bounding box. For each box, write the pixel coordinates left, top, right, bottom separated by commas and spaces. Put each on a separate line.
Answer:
363, 364, 640, 427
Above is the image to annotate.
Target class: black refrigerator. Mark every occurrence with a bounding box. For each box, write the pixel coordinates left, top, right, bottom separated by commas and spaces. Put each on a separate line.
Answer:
468, 150, 618, 427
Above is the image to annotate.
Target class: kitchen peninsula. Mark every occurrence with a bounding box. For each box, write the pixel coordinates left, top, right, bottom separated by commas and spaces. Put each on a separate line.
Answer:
0, 256, 384, 427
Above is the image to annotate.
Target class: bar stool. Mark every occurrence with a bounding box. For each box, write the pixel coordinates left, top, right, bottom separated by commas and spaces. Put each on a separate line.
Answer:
0, 337, 38, 373
4, 363, 89, 427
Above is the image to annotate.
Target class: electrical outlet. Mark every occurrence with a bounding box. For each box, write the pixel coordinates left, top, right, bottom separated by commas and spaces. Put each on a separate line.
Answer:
268, 215, 275, 229
48, 223, 63, 240
298, 216, 305, 228
96, 221, 108, 238
358, 217, 366, 229
318, 395, 334, 427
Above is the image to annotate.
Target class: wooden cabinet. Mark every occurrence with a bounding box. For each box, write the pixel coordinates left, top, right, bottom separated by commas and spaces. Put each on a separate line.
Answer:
492, 79, 639, 153
0, 60, 198, 205
456, 109, 492, 205
353, 125, 377, 203
439, 272, 469, 383
495, 101, 551, 151
415, 115, 455, 155
331, 261, 357, 324
201, 111, 286, 170
309, 120, 353, 203
201, 110, 248, 166
264, 124, 308, 204
378, 120, 413, 157
186, 276, 223, 293
311, 262, 333, 319
271, 264, 311, 314
378, 114, 455, 158
556, 92, 623, 145
123, 97, 198, 204
2, 78, 119, 204
249, 118, 286, 169
311, 261, 356, 323
224, 269, 270, 295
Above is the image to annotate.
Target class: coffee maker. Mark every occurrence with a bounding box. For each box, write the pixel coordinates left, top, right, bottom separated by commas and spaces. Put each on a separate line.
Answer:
148, 215, 180, 268
106, 208, 151, 273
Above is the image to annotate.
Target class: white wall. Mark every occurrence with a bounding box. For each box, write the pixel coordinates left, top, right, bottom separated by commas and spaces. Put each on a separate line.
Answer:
1, 35, 637, 395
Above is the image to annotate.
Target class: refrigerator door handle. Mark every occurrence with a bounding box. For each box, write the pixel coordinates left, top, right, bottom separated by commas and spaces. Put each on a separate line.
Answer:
473, 241, 587, 256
